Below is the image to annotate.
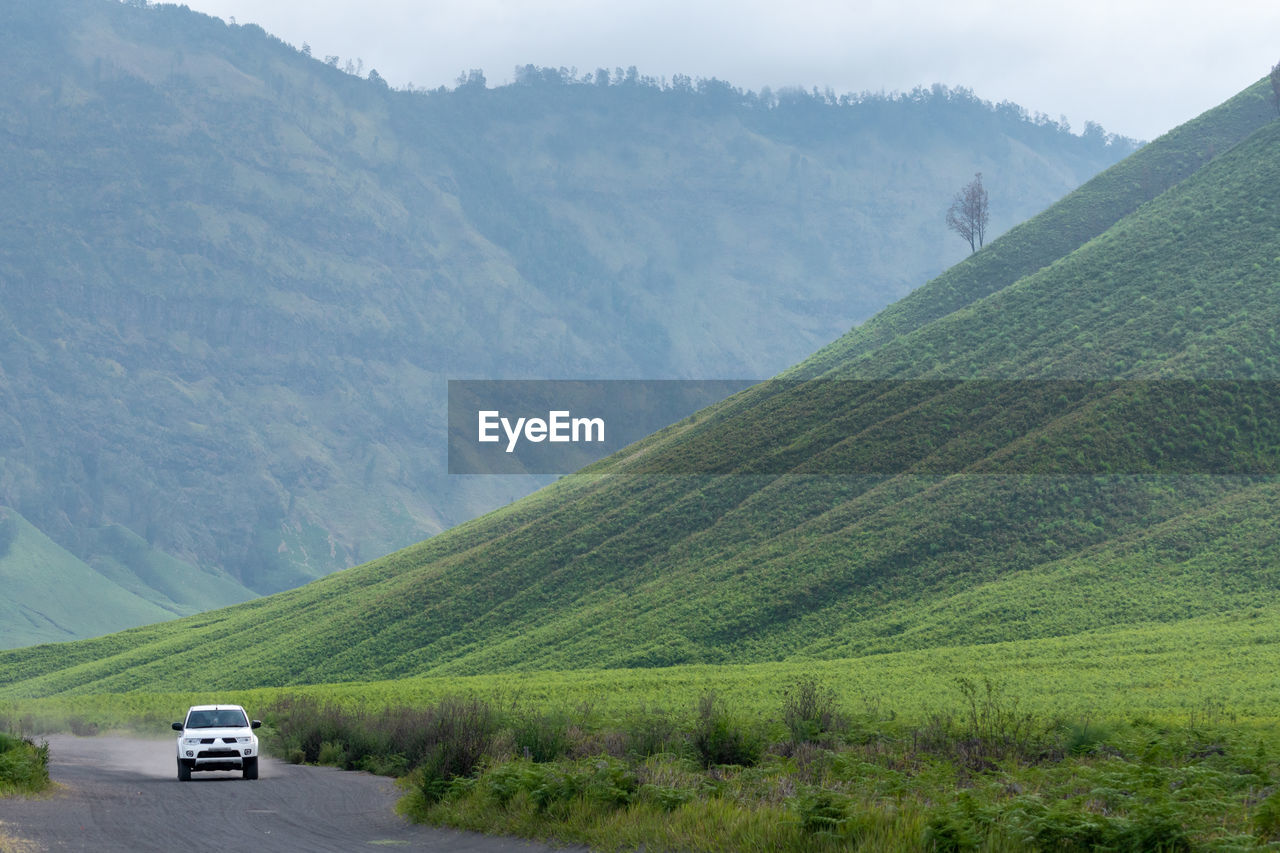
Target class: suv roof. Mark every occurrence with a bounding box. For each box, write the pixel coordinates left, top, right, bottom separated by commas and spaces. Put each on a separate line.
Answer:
186, 704, 246, 712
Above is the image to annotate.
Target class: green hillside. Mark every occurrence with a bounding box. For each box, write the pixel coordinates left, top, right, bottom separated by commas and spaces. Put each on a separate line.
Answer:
1, 76, 1274, 697
0, 507, 253, 649
0, 0, 1136, 642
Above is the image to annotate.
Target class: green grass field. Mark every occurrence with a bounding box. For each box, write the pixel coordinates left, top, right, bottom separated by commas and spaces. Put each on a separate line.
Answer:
5, 612, 1280, 850
5, 605, 1277, 733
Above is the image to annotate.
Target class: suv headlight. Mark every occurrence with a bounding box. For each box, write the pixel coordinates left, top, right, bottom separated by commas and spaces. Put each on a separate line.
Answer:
236, 737, 253, 743
182, 738, 201, 745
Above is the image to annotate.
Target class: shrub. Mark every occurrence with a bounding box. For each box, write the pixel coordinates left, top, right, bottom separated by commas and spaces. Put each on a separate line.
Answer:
265, 696, 354, 764
317, 741, 347, 767
790, 784, 850, 837
1064, 720, 1112, 755
414, 696, 498, 804
263, 694, 497, 801
528, 764, 582, 814
483, 761, 527, 807
925, 805, 981, 852
914, 678, 1049, 769
782, 679, 845, 747
622, 708, 680, 758
66, 716, 99, 737
0, 732, 50, 795
1254, 789, 1280, 840
639, 782, 694, 812
510, 710, 572, 762
691, 693, 762, 768
474, 756, 637, 816
584, 757, 637, 807
1000, 796, 1191, 853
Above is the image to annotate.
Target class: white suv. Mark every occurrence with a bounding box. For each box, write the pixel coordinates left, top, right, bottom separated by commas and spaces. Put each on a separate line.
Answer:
172, 704, 261, 780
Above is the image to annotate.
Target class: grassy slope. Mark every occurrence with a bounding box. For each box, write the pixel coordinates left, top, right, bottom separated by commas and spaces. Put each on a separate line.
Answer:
796, 78, 1275, 376
5, 605, 1278, 721
79, 523, 258, 615
1, 79, 1277, 696
0, 508, 252, 648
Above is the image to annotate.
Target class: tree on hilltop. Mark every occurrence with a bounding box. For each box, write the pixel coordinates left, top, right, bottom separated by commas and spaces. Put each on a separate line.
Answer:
946, 172, 989, 254
1270, 61, 1280, 116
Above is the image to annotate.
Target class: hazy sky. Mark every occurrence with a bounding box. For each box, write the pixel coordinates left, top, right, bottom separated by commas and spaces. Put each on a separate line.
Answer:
179, 0, 1278, 141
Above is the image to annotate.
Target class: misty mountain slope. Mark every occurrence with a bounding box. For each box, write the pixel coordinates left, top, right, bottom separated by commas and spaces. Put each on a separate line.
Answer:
0, 507, 253, 649
0, 0, 1137, 644
1, 77, 1276, 695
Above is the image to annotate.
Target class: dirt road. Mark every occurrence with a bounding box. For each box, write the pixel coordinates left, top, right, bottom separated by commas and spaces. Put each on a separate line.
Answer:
1, 735, 583, 852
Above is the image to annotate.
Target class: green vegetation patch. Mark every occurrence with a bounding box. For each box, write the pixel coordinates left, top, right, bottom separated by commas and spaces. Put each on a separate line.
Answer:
254, 683, 1280, 850
410, 719, 1263, 852
5, 603, 1280, 726
0, 732, 50, 797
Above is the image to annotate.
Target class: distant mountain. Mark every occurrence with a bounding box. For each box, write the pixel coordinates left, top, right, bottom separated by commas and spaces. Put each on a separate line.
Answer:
1, 77, 1272, 695
0, 0, 1134, 643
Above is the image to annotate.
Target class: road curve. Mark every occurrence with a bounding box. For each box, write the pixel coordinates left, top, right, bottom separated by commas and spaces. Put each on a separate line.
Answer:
1, 735, 585, 852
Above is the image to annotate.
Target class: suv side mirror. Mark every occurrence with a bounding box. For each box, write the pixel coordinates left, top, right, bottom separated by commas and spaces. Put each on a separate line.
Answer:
171, 722, 183, 731
251, 720, 262, 729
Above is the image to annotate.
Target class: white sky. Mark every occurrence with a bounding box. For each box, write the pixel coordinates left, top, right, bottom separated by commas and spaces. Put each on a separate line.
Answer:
178, 0, 1280, 141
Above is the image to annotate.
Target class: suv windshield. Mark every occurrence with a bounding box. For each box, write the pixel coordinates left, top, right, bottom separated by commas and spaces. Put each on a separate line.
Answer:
185, 709, 249, 729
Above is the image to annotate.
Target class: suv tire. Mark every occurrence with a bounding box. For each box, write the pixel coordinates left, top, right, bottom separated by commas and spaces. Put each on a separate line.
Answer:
243, 756, 259, 780
177, 758, 192, 782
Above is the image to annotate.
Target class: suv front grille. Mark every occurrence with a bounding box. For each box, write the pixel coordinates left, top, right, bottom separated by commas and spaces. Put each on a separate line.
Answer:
197, 749, 240, 759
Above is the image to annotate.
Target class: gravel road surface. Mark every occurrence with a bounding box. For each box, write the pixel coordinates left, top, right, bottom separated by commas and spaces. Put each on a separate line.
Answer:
1, 735, 584, 852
